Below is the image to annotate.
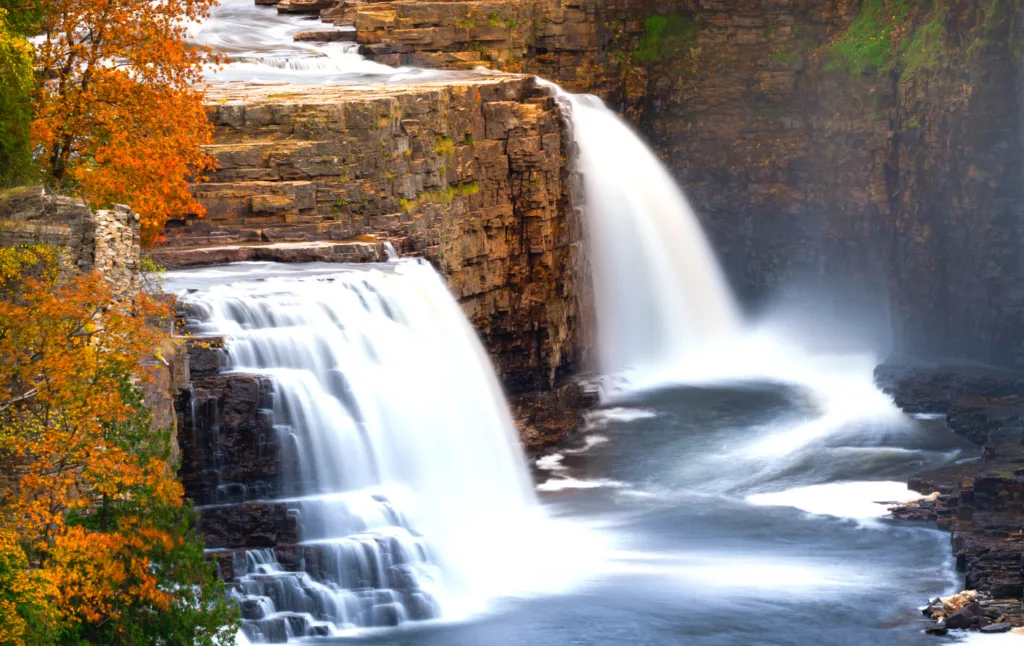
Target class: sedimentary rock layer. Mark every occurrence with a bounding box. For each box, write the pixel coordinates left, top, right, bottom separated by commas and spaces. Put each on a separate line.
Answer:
161, 76, 588, 395
344, 0, 1024, 371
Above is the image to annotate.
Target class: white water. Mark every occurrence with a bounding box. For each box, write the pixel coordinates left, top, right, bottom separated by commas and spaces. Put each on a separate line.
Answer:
170, 260, 605, 641
189, 0, 467, 84
545, 87, 914, 468
551, 90, 742, 376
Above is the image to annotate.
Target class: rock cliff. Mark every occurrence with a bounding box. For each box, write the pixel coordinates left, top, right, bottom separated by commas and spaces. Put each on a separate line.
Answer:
160, 77, 588, 395
335, 0, 1024, 370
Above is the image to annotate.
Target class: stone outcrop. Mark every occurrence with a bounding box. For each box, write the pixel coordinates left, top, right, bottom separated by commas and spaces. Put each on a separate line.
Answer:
160, 76, 588, 395
150, 240, 387, 268
883, 360, 1024, 626
0, 185, 141, 294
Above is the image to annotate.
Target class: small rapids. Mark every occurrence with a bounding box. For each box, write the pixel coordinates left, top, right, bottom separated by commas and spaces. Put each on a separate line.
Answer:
188, 0, 473, 84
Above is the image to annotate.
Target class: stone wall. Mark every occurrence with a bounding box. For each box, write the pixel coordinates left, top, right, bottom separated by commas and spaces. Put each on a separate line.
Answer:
160, 76, 589, 395
0, 185, 142, 294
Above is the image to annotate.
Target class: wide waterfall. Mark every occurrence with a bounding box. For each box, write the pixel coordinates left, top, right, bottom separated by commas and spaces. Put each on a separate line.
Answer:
167, 260, 591, 642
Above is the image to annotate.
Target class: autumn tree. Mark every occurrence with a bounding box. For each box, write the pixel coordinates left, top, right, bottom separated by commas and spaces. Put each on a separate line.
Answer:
8, 0, 218, 244
0, 246, 237, 644
0, 8, 34, 185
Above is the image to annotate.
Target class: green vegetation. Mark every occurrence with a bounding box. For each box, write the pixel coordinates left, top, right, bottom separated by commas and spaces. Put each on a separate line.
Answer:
400, 182, 481, 213
899, 8, 947, 78
463, 133, 476, 146
823, 0, 912, 74
434, 136, 456, 158
633, 13, 698, 64
770, 38, 810, 66
0, 9, 35, 185
487, 12, 517, 29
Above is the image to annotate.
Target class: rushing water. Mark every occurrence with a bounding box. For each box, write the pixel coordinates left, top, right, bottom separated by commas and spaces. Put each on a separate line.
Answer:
171, 4, 1016, 643
189, 0, 472, 83
166, 261, 601, 641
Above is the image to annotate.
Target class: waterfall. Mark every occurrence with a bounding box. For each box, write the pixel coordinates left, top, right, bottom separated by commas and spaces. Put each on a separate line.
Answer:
550, 90, 742, 376
171, 260, 588, 641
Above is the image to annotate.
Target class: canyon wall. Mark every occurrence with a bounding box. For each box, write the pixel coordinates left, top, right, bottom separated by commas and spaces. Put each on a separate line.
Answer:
338, 0, 1024, 368
160, 77, 588, 396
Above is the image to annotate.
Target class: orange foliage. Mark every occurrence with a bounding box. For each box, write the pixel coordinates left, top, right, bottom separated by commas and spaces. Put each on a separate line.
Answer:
0, 246, 236, 643
29, 0, 218, 245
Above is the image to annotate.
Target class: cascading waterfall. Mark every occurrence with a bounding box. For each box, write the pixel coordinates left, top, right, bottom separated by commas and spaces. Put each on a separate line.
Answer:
545, 85, 908, 452
548, 89, 742, 376
169, 260, 583, 642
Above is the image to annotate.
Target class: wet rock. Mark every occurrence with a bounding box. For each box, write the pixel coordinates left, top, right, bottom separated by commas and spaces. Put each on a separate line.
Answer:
238, 598, 269, 620
981, 622, 1013, 633
406, 591, 439, 620
294, 29, 355, 42
371, 602, 403, 627
945, 602, 984, 629
874, 362, 1024, 417
924, 623, 948, 636
176, 374, 281, 505
197, 502, 299, 549
947, 397, 1024, 445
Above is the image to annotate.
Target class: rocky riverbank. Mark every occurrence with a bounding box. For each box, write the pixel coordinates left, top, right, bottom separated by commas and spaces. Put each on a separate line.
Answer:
878, 360, 1024, 635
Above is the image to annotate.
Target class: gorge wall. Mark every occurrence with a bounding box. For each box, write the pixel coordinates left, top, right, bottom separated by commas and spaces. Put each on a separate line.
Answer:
159, 77, 586, 396
334, 0, 1024, 369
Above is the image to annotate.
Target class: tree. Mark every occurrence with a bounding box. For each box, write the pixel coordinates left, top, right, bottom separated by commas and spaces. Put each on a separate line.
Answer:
0, 245, 238, 644
0, 8, 34, 185
21, 0, 218, 244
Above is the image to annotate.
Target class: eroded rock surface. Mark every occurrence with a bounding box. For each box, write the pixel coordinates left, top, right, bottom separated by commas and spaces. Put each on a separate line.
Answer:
160, 77, 589, 396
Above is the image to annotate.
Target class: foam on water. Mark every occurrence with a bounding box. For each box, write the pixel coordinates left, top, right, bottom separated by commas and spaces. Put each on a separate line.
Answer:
746, 481, 922, 520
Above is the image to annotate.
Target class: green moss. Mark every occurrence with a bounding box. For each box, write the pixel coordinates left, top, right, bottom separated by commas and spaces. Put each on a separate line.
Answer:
824, 0, 912, 75
899, 8, 947, 78
487, 12, 515, 30
770, 37, 812, 67
463, 133, 476, 146
633, 13, 698, 64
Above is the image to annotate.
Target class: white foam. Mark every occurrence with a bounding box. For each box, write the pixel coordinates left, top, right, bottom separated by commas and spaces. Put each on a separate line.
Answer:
536, 478, 626, 493
535, 454, 568, 472
562, 434, 610, 454
746, 481, 921, 520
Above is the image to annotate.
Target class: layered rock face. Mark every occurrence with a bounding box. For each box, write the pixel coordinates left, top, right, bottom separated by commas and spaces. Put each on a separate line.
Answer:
161, 77, 587, 395
335, 0, 1024, 369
